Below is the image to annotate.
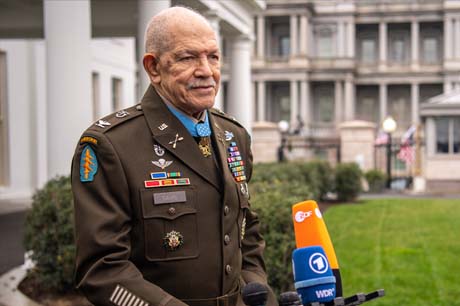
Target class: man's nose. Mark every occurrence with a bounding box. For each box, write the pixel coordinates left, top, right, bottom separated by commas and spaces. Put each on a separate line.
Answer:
194, 56, 213, 77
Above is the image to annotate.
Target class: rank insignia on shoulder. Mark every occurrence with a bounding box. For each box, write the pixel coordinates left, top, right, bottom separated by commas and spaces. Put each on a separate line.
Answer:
163, 230, 184, 251
80, 145, 98, 182
95, 119, 111, 128
115, 109, 129, 118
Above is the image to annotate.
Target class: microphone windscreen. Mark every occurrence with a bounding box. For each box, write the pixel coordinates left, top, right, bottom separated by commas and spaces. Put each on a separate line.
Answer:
242, 282, 268, 306
292, 200, 339, 270
279, 291, 302, 306
292, 246, 336, 304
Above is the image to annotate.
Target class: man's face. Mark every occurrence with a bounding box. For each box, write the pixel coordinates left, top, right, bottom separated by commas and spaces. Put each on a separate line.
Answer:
153, 22, 221, 116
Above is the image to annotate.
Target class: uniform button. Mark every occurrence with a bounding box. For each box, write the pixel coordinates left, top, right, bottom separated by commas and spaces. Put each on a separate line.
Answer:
224, 235, 230, 245
224, 206, 230, 215
168, 207, 176, 215
225, 265, 232, 274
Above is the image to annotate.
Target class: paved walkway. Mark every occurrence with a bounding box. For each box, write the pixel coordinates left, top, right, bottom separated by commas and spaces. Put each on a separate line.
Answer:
0, 265, 39, 306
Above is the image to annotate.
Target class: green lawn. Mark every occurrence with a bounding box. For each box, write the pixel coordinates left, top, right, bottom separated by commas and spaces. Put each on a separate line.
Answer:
324, 198, 460, 306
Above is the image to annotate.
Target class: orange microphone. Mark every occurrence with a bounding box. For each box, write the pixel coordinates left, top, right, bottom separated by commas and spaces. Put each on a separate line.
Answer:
292, 200, 342, 296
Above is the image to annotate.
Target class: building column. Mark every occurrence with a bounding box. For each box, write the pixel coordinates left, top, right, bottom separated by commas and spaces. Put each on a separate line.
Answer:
137, 0, 170, 98
455, 18, 460, 59
379, 83, 388, 123
257, 15, 265, 58
347, 21, 355, 57
379, 21, 387, 68
205, 10, 223, 110
228, 34, 253, 131
290, 80, 299, 125
411, 83, 420, 125
44, 0, 91, 178
335, 80, 343, 124
257, 81, 266, 121
444, 16, 453, 60
300, 80, 310, 128
338, 21, 345, 57
411, 20, 419, 69
344, 76, 355, 121
299, 15, 308, 57
290, 15, 298, 57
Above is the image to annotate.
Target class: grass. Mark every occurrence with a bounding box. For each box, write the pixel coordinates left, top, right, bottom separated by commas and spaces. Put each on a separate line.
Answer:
324, 198, 460, 306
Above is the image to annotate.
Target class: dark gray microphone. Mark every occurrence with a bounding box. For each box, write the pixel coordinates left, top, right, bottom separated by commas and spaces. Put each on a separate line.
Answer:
279, 291, 302, 306
242, 282, 269, 306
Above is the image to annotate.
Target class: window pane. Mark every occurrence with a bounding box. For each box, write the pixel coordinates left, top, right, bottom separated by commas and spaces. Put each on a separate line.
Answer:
393, 39, 405, 62
454, 118, 460, 153
279, 36, 290, 56
422, 37, 438, 63
435, 118, 449, 154
361, 39, 376, 63
316, 25, 335, 58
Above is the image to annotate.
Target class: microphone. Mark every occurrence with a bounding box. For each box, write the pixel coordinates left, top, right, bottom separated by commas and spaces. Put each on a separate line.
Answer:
292, 245, 336, 304
279, 291, 302, 306
242, 282, 268, 306
292, 200, 342, 297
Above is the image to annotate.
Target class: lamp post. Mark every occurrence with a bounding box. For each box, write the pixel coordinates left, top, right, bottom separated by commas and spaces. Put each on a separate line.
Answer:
382, 116, 397, 189
277, 120, 289, 162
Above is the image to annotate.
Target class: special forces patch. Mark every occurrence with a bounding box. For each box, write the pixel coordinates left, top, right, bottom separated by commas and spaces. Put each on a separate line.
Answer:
80, 145, 98, 182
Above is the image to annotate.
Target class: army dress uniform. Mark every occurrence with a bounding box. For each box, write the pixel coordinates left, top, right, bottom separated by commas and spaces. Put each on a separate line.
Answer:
72, 86, 276, 306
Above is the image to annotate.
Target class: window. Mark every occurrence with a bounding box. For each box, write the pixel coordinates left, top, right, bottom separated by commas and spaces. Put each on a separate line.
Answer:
0, 51, 8, 186
435, 117, 460, 154
267, 82, 290, 122
356, 24, 378, 64
313, 83, 334, 123
111, 77, 123, 111
267, 17, 290, 58
361, 39, 376, 63
422, 37, 438, 63
388, 85, 411, 129
356, 85, 379, 123
279, 36, 290, 57
388, 24, 410, 64
420, 22, 442, 65
315, 25, 336, 58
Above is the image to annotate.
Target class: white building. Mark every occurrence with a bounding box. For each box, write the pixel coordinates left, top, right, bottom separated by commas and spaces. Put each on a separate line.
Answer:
0, 0, 265, 200
247, 0, 460, 191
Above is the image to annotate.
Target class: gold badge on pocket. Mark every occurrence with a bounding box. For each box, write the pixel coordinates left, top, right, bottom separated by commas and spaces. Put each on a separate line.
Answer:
163, 230, 184, 251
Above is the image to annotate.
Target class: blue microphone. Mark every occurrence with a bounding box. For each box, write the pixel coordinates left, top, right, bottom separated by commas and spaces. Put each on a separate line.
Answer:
292, 246, 336, 304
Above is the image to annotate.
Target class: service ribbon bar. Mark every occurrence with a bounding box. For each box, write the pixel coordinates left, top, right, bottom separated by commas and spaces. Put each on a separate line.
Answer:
145, 178, 190, 188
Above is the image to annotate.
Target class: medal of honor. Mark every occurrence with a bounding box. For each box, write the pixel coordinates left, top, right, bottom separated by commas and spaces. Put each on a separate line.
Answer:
198, 137, 212, 157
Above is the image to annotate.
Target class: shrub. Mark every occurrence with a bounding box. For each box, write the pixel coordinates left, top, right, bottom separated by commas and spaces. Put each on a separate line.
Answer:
302, 160, 335, 201
23, 176, 75, 292
334, 162, 363, 202
250, 180, 313, 294
364, 170, 387, 193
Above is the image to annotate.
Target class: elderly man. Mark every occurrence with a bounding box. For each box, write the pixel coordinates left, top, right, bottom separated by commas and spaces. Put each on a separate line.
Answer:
72, 6, 276, 306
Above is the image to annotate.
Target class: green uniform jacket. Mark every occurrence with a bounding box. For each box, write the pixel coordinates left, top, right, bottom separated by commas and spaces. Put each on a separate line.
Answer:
71, 86, 277, 306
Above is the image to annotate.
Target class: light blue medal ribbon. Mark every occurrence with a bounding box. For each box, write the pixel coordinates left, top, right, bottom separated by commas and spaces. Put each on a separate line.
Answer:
166, 105, 211, 137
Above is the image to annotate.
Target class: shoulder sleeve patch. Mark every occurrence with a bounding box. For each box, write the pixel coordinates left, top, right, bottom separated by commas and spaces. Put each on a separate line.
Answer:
80, 145, 98, 182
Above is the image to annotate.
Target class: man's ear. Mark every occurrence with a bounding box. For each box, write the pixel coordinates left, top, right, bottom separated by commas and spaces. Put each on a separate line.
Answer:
143, 53, 161, 84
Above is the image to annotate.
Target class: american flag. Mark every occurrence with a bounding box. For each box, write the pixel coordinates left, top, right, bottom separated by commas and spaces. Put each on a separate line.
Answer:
397, 145, 415, 164
397, 125, 417, 164
375, 131, 389, 145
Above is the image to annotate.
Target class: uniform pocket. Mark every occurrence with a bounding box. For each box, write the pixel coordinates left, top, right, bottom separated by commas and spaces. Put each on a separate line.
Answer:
140, 186, 199, 262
